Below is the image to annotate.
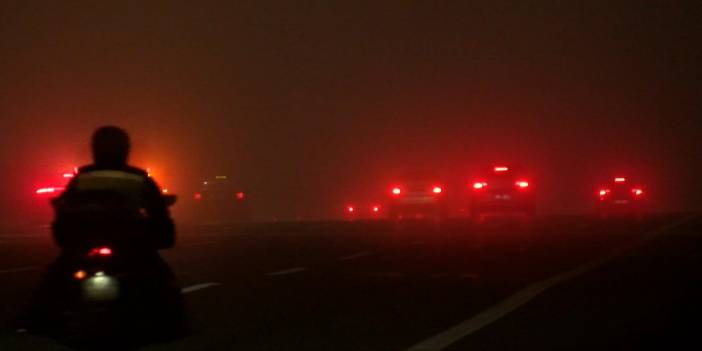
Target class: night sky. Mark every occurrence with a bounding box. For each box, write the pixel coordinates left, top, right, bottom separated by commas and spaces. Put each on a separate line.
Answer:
1, 1, 701, 223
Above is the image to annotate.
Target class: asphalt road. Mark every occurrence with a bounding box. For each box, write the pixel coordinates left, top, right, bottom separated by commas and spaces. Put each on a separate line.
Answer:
0, 214, 700, 350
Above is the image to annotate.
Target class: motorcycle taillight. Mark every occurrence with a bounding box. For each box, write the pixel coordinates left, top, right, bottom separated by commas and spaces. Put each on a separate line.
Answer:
88, 246, 113, 257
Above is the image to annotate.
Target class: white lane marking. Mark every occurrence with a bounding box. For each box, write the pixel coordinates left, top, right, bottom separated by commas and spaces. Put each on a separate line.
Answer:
339, 251, 372, 261
181, 282, 220, 294
267, 267, 307, 276
0, 266, 38, 275
406, 214, 698, 351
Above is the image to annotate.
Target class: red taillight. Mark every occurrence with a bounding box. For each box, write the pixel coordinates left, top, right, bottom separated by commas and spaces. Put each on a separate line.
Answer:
391, 187, 402, 196
347, 205, 355, 213
161, 188, 169, 194
62, 173, 74, 179
194, 193, 202, 200
614, 177, 626, 183
473, 182, 487, 190
632, 188, 643, 196
432, 186, 443, 194
494, 166, 509, 172
515, 180, 529, 189
35, 187, 64, 195
372, 205, 381, 213
599, 189, 610, 198
89, 247, 113, 257
236, 192, 245, 200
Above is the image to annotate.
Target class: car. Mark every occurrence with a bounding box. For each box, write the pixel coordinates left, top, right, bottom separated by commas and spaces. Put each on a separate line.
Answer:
387, 172, 448, 220
30, 169, 77, 223
192, 175, 250, 222
469, 165, 535, 219
343, 203, 383, 220
596, 176, 646, 218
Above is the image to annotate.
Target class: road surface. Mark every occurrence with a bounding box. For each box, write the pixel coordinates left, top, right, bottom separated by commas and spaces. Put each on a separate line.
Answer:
0, 214, 700, 350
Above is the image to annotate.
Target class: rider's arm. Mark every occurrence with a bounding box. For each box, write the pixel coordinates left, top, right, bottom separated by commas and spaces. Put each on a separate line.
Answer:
143, 177, 175, 249
50, 177, 80, 249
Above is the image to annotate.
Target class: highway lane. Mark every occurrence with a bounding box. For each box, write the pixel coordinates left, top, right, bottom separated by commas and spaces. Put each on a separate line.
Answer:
446, 214, 702, 350
0, 214, 696, 350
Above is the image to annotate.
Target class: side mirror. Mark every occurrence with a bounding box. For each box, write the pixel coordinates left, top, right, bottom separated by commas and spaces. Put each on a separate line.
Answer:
163, 194, 178, 207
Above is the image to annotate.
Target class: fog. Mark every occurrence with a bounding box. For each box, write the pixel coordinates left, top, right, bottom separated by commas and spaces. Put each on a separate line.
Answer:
1, 1, 701, 225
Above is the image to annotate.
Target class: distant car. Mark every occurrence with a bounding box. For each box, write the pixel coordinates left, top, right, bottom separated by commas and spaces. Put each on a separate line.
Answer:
387, 172, 448, 220
30, 169, 77, 223
193, 175, 250, 222
343, 203, 383, 220
597, 177, 646, 218
469, 165, 535, 219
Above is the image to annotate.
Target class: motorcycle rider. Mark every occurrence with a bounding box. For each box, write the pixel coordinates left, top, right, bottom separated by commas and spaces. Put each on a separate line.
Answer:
53, 126, 174, 250
21, 126, 187, 342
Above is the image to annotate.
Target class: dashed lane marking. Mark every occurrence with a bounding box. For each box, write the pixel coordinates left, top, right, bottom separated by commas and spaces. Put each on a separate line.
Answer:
406, 214, 699, 351
339, 251, 372, 261
181, 282, 220, 294
267, 267, 307, 276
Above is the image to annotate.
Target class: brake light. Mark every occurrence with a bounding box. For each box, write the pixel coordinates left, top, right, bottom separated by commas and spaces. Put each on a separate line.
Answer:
236, 192, 245, 200
89, 247, 113, 257
515, 180, 529, 189
372, 205, 381, 213
473, 182, 487, 190
391, 187, 402, 196
62, 173, 74, 179
194, 193, 202, 200
161, 188, 169, 194
432, 186, 443, 194
614, 177, 626, 183
599, 189, 610, 198
35, 187, 64, 195
494, 166, 509, 172
347, 205, 355, 213
632, 188, 643, 196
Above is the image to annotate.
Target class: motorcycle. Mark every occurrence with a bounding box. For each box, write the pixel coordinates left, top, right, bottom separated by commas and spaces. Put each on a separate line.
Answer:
28, 194, 187, 348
